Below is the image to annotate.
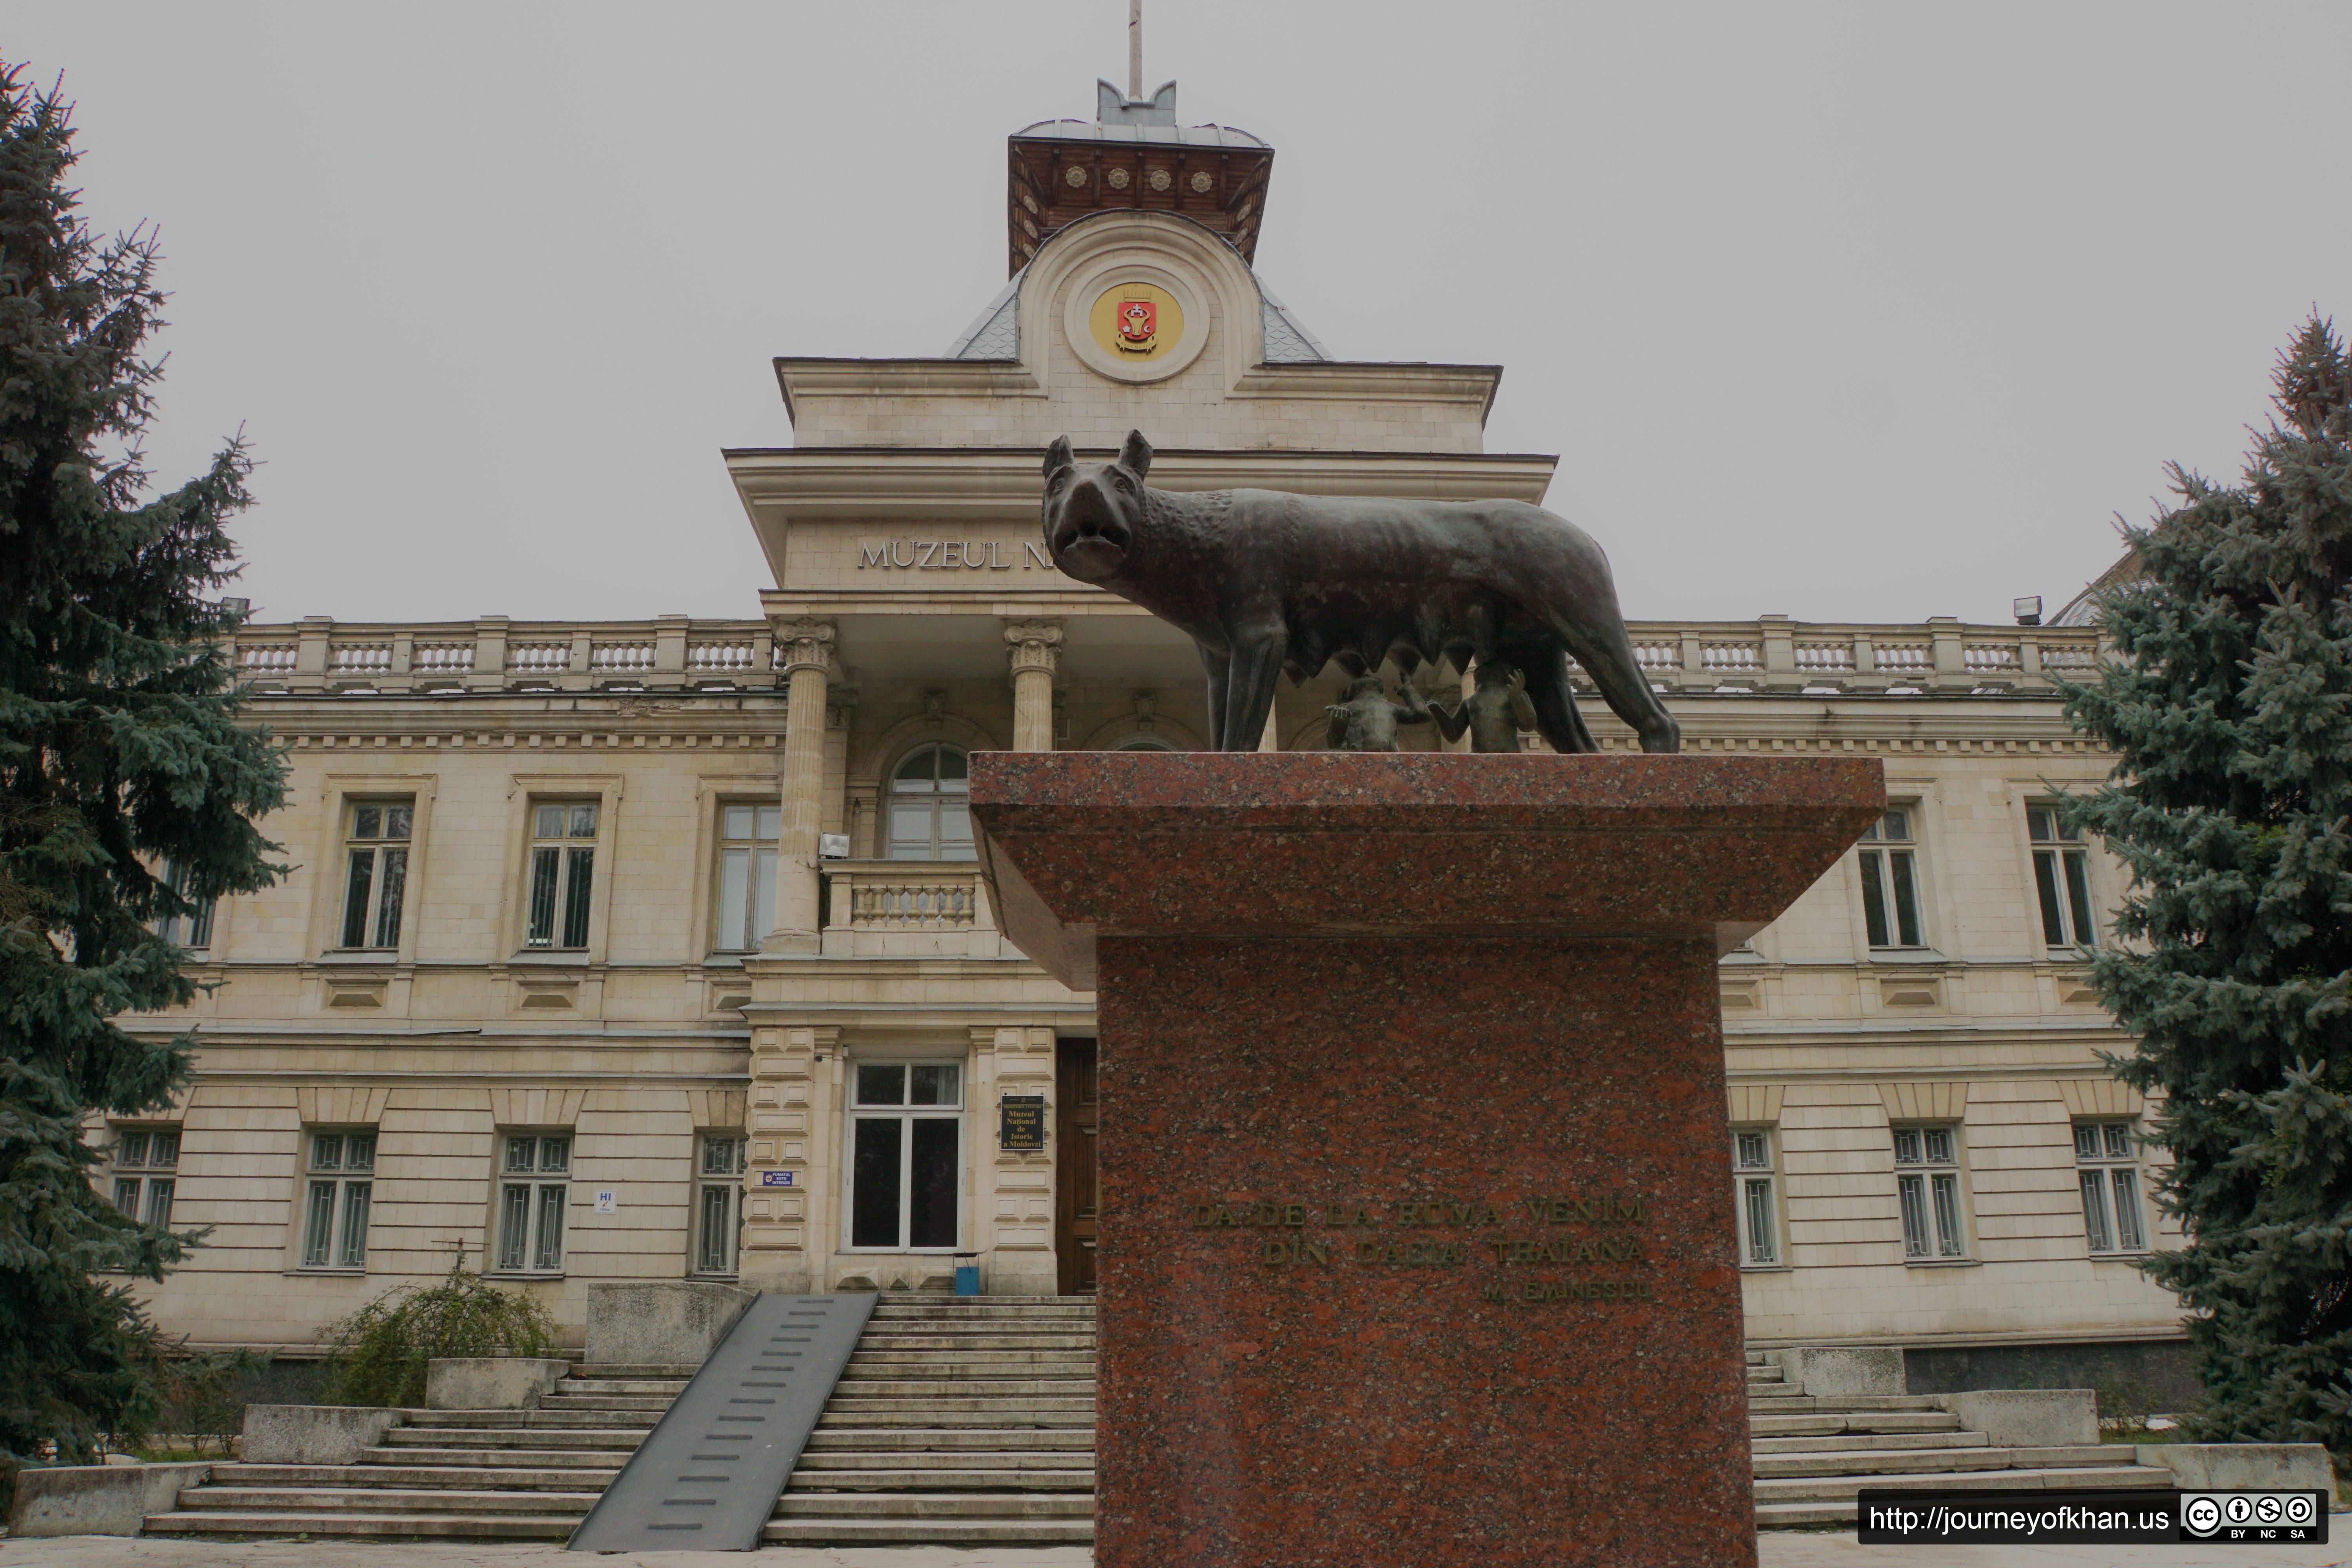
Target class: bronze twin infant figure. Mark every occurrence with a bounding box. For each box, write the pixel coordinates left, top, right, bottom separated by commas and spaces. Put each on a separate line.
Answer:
1040, 429, 1679, 755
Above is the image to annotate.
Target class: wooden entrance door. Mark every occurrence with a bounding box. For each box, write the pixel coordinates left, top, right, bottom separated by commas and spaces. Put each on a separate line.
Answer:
1054, 1038, 1099, 1295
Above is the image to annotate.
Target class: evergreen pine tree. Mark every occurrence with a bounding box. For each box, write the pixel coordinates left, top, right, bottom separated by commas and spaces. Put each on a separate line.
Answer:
0, 64, 287, 1464
2067, 314, 2352, 1454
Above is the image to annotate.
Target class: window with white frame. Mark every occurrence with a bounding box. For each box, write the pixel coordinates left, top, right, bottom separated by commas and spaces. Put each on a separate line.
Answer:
848, 1063, 962, 1250
713, 805, 780, 952
2075, 1121, 2145, 1254
2029, 806, 2099, 950
156, 859, 216, 951
1892, 1125, 1967, 1259
524, 802, 598, 950
1733, 1128, 1780, 1265
339, 800, 413, 950
109, 1128, 180, 1229
695, 1135, 746, 1275
1857, 808, 1926, 949
300, 1130, 376, 1269
886, 746, 975, 861
494, 1133, 572, 1271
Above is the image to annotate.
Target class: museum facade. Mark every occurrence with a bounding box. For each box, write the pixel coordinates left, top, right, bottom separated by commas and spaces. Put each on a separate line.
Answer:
114, 84, 2181, 1372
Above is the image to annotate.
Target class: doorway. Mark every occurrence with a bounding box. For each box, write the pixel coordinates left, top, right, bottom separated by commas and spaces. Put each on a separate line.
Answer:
1054, 1038, 1098, 1294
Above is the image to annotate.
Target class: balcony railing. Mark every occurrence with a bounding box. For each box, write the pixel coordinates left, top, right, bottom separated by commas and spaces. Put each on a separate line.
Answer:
218, 614, 2102, 698
823, 864, 987, 933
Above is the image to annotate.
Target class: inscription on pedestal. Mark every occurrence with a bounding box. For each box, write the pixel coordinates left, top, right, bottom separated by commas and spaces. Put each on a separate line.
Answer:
1185, 1194, 1661, 1303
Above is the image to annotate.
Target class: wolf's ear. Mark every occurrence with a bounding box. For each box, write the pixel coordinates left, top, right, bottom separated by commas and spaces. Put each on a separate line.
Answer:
1044, 436, 1074, 480
1118, 428, 1152, 480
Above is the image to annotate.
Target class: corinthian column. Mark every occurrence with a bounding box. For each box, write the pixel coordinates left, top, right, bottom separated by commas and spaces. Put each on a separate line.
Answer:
766, 619, 837, 953
1004, 620, 1064, 752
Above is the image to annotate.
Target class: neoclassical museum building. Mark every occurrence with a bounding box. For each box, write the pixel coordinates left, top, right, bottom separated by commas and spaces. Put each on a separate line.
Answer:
116, 80, 2179, 1385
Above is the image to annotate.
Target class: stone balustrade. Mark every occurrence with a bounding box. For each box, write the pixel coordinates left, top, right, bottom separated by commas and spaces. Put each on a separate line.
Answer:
219, 614, 2102, 698
826, 864, 987, 931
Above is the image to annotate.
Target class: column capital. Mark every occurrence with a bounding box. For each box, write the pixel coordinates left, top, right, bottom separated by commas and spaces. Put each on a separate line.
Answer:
776, 619, 837, 678
1003, 618, 1065, 678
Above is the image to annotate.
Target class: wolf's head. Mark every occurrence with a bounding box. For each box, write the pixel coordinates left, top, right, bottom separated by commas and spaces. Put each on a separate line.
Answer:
1040, 429, 1152, 583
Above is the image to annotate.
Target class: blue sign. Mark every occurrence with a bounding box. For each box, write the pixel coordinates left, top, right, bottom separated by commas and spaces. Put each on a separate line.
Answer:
760, 1170, 797, 1187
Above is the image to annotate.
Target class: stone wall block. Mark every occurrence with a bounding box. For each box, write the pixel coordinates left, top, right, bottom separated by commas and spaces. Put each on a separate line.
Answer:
240, 1405, 404, 1465
1936, 1388, 2098, 1447
426, 1356, 573, 1410
7, 1463, 212, 1537
1777, 1345, 1904, 1397
584, 1280, 755, 1365
2138, 1443, 2337, 1492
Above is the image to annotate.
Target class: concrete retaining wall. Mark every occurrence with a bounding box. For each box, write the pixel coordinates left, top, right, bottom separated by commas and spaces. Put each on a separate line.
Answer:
2138, 1443, 2337, 1492
584, 1281, 753, 1365
1776, 1345, 1904, 1397
240, 1404, 403, 1464
7, 1463, 212, 1537
426, 1356, 572, 1410
1935, 1388, 2099, 1447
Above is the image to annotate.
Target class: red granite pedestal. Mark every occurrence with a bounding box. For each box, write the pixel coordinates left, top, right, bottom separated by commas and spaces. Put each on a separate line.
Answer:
972, 754, 1883, 1568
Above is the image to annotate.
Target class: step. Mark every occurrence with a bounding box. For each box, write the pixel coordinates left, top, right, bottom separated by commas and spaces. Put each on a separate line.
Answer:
381, 1426, 648, 1451
828, 1378, 1096, 1399
547, 1378, 693, 1397
1752, 1464, 2171, 1506
817, 1408, 1096, 1430
773, 1491, 1093, 1519
214, 1464, 619, 1492
362, 1445, 633, 1469
797, 1449, 1094, 1473
177, 1486, 598, 1517
1749, 1411, 1960, 1438
535, 1395, 678, 1413
787, 1467, 1096, 1492
858, 1335, 1096, 1352
560, 1364, 701, 1379
1752, 1444, 2114, 1479
825, 1395, 1094, 1413
403, 1410, 657, 1430
1751, 1431, 1989, 1457
145, 1511, 577, 1540
762, 1517, 1096, 1546
804, 1428, 1097, 1452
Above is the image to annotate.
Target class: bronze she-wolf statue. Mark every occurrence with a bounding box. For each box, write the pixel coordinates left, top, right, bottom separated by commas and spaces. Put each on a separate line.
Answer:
1040, 430, 1680, 755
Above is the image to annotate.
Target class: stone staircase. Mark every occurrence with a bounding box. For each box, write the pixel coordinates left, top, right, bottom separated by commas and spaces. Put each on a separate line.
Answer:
145, 1360, 692, 1539
766, 1294, 1095, 1545
143, 1311, 2168, 1540
1741, 1349, 2169, 1528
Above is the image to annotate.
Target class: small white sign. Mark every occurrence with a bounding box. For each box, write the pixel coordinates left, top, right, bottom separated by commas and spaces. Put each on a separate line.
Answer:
594, 1190, 617, 1213
760, 1171, 797, 1188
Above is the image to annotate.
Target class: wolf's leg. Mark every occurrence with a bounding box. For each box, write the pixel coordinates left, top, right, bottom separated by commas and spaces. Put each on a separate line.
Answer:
1196, 641, 1229, 753
1223, 619, 1288, 751
1565, 616, 1679, 752
1521, 649, 1598, 753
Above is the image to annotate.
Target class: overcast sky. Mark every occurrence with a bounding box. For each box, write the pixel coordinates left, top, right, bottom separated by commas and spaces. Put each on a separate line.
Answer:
15, 4, 2348, 627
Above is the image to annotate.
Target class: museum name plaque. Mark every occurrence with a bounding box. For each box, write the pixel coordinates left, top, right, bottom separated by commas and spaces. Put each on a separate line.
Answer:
998, 1094, 1047, 1152
1185, 1193, 1660, 1302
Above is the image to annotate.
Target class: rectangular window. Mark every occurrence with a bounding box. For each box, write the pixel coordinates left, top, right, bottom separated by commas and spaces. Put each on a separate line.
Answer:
2074, 1120, 2145, 1253
2029, 806, 2099, 949
339, 800, 414, 950
1857, 808, 1925, 949
299, 1130, 377, 1269
1892, 1124, 1967, 1259
1733, 1128, 1779, 1266
714, 805, 781, 952
695, 1135, 746, 1275
156, 859, 216, 951
494, 1134, 572, 1271
525, 803, 597, 950
109, 1127, 181, 1230
847, 1062, 963, 1251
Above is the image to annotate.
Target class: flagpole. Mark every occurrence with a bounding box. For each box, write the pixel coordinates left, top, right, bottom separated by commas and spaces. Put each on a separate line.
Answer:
1128, 0, 1142, 102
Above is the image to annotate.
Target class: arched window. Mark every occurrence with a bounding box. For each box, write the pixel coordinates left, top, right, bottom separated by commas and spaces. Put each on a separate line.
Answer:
1113, 736, 1176, 752
887, 744, 975, 861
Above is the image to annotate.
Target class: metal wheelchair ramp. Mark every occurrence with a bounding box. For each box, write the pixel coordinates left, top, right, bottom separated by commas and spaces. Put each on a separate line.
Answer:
568, 1292, 874, 1552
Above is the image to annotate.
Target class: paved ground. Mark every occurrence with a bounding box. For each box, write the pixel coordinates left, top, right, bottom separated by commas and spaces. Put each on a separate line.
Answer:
0, 1538, 2342, 1568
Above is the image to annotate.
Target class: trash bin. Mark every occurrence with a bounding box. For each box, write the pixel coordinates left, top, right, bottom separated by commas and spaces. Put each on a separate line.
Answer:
953, 1253, 981, 1296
